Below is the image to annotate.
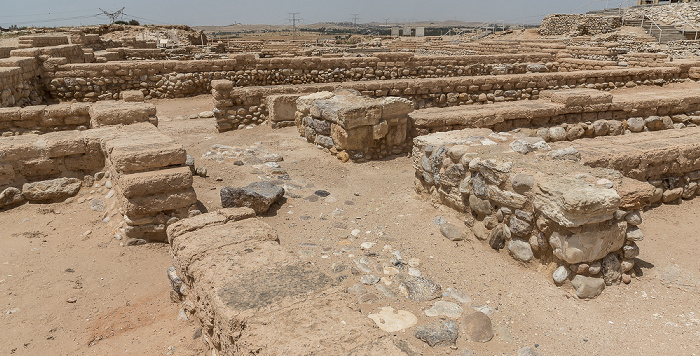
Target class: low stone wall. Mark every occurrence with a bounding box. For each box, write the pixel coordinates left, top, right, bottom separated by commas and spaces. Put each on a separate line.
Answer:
539, 14, 622, 36
0, 47, 15, 59
18, 35, 69, 49
557, 58, 619, 71
408, 87, 700, 136
0, 101, 156, 136
0, 57, 44, 107
619, 52, 669, 67
412, 128, 652, 298
43, 52, 556, 101
211, 67, 685, 132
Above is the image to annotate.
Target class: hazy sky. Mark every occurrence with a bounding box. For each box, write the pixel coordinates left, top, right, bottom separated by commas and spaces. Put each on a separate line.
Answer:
0, 0, 624, 27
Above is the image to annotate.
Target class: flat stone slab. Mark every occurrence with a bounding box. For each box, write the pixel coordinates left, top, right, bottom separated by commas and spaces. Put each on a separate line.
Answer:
550, 126, 700, 181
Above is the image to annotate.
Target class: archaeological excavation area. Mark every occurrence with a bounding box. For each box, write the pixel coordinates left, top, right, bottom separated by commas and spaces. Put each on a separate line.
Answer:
1, 4, 700, 356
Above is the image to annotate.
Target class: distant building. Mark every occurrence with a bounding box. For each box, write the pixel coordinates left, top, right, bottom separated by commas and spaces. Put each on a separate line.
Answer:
638, 0, 700, 4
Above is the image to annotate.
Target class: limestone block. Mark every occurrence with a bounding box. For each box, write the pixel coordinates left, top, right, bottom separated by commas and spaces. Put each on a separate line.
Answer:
0, 187, 24, 207
267, 94, 301, 123
0, 107, 20, 122
105, 131, 186, 174
0, 163, 16, 186
121, 90, 145, 102
314, 95, 382, 129
22, 177, 81, 202
534, 176, 620, 228
330, 124, 372, 151
372, 121, 389, 140
19, 106, 44, 121
118, 166, 193, 198
89, 102, 157, 127
381, 96, 414, 119
18, 158, 61, 178
43, 131, 86, 158
549, 221, 627, 264
120, 187, 197, 218
64, 151, 105, 172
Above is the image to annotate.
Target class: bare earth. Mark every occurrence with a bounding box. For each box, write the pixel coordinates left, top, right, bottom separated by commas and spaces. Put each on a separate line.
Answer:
1, 95, 698, 355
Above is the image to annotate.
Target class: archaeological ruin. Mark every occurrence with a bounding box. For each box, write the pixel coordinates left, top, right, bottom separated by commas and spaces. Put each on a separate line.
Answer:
2, 2, 700, 355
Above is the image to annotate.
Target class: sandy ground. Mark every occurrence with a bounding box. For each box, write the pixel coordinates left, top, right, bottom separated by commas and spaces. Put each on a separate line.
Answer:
1, 94, 699, 355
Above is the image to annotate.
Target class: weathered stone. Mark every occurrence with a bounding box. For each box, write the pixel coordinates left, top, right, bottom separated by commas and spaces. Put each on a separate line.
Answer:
462, 312, 494, 343
508, 239, 534, 262
220, 182, 284, 214
440, 223, 467, 241
534, 177, 621, 228
627, 117, 645, 132
625, 225, 644, 241
662, 188, 683, 203
547, 147, 581, 161
488, 185, 527, 209
476, 159, 512, 185
0, 187, 24, 207
548, 221, 627, 264
22, 178, 81, 202
472, 221, 488, 240
623, 242, 639, 259
602, 253, 621, 286
553, 266, 569, 284
518, 346, 541, 356
469, 195, 492, 216
414, 320, 459, 347
571, 275, 605, 299
509, 217, 532, 237
549, 126, 567, 141
488, 225, 507, 250
510, 137, 550, 154
425, 301, 464, 319
511, 173, 534, 194
368, 307, 418, 333
399, 276, 442, 301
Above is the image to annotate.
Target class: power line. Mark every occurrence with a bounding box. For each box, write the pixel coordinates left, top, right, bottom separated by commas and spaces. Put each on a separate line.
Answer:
100, 7, 125, 24
287, 12, 301, 40
351, 13, 360, 33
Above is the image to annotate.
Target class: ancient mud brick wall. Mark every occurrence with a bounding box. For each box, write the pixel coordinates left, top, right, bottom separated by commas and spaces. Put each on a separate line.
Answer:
294, 91, 415, 162
18, 35, 69, 49
43, 52, 556, 101
412, 129, 650, 298
211, 67, 685, 132
539, 14, 622, 36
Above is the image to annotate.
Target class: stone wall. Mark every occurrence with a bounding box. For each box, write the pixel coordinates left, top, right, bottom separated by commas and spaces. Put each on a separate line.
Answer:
539, 14, 623, 36
18, 35, 69, 49
0, 47, 15, 59
0, 57, 44, 107
0, 101, 156, 136
211, 66, 685, 132
412, 128, 651, 298
43, 52, 556, 101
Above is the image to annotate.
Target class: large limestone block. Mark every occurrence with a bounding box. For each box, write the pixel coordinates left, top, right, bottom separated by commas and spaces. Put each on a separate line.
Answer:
549, 221, 627, 264
22, 177, 81, 202
381, 97, 414, 119
331, 124, 372, 151
267, 94, 301, 123
0, 134, 45, 163
0, 187, 24, 207
89, 101, 157, 127
296, 91, 335, 114
534, 177, 620, 227
541, 88, 612, 107
106, 133, 186, 174
312, 95, 382, 129
169, 217, 387, 355
220, 182, 284, 214
118, 166, 193, 198
0, 163, 15, 186
43, 131, 86, 158
120, 187, 197, 217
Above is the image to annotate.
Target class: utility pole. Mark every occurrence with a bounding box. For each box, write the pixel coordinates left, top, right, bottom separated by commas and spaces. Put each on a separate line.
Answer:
100, 7, 125, 24
351, 14, 360, 33
384, 18, 390, 27
288, 12, 301, 40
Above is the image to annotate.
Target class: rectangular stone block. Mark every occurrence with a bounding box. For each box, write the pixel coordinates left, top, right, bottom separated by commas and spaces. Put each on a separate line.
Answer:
89, 102, 157, 127
0, 134, 45, 163
43, 131, 86, 158
0, 163, 15, 186
64, 151, 105, 172
267, 94, 301, 123
120, 187, 197, 218
0, 107, 20, 122
117, 166, 193, 198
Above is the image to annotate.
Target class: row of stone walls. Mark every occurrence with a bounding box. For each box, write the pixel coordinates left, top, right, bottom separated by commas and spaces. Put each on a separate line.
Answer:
18, 35, 69, 49
211, 66, 686, 132
0, 47, 15, 59
43, 53, 556, 101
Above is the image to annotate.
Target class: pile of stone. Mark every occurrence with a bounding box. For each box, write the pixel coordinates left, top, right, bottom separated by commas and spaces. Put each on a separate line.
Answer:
625, 3, 700, 28
539, 14, 622, 36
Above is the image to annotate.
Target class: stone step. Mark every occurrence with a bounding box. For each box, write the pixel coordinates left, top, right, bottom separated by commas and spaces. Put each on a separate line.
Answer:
117, 166, 193, 198
551, 126, 700, 183
105, 123, 187, 174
